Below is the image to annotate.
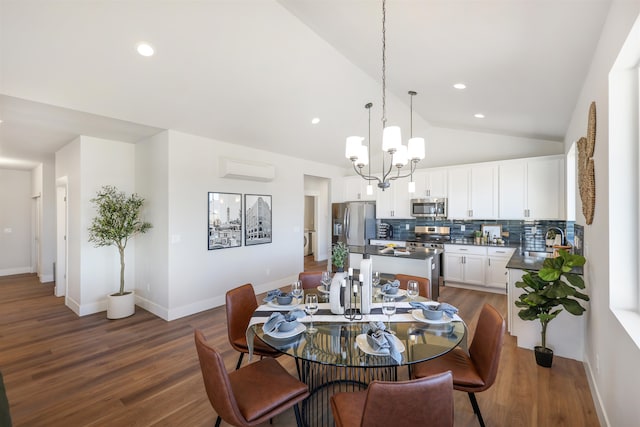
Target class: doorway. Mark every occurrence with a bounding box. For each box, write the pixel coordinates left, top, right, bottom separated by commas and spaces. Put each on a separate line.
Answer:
55, 178, 68, 297
303, 175, 331, 270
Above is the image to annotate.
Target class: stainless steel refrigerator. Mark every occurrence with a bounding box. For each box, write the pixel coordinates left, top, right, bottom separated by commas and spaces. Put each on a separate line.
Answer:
332, 201, 376, 246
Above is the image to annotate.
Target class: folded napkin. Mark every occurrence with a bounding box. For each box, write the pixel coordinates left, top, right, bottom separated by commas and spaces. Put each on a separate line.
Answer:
381, 280, 400, 294
263, 289, 283, 302
262, 309, 305, 334
409, 301, 459, 318
437, 302, 459, 318
365, 321, 402, 364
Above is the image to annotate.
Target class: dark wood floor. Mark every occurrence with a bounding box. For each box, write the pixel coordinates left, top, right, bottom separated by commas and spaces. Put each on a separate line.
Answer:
0, 263, 599, 426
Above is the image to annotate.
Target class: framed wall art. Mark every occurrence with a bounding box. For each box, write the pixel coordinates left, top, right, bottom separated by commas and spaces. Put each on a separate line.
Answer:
208, 192, 242, 250
244, 194, 272, 246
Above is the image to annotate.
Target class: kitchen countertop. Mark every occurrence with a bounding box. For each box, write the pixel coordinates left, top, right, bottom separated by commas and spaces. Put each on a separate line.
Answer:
349, 245, 440, 261
506, 252, 584, 275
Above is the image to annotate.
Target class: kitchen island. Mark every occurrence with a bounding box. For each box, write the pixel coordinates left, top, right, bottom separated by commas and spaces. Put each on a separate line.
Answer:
506, 252, 585, 361
348, 245, 441, 300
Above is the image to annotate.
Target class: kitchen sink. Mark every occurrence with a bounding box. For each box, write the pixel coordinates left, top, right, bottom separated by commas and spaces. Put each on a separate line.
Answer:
522, 250, 554, 258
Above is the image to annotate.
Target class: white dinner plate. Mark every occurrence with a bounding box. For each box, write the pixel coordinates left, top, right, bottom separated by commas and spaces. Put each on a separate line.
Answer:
355, 334, 405, 356
316, 285, 330, 294
379, 289, 407, 298
267, 300, 300, 310
410, 309, 453, 325
265, 322, 306, 339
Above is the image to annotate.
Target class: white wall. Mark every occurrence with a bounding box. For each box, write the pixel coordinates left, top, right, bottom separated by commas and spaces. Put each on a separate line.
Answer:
423, 126, 564, 168
56, 136, 137, 316
0, 168, 32, 275
563, 2, 640, 426
134, 131, 170, 317
158, 130, 343, 320
31, 160, 57, 282
55, 138, 82, 309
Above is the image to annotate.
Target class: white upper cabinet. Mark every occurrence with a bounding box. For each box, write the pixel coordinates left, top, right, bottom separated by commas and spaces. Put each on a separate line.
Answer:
447, 165, 498, 219
342, 176, 376, 202
498, 156, 565, 220
527, 156, 565, 219
413, 168, 448, 198
376, 181, 412, 219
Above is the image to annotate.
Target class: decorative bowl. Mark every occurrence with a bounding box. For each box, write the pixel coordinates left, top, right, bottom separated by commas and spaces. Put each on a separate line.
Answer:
422, 305, 444, 320
276, 294, 293, 305
383, 285, 399, 294
278, 320, 298, 332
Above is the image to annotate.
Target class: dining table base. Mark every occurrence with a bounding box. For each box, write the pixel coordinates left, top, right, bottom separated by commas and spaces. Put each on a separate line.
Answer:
297, 358, 398, 427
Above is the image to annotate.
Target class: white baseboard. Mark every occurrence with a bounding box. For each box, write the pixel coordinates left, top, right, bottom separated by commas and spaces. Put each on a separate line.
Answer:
583, 356, 610, 427
0, 266, 33, 276
136, 296, 170, 320
39, 273, 54, 283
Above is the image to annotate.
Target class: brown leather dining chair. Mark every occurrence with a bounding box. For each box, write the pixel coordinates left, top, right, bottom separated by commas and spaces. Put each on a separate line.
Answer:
298, 271, 323, 290
330, 371, 454, 427
411, 304, 505, 427
394, 273, 431, 299
225, 283, 281, 370
194, 329, 309, 427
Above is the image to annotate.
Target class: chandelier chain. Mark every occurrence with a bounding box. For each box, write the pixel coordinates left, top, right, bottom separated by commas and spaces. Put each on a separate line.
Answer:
381, 0, 387, 127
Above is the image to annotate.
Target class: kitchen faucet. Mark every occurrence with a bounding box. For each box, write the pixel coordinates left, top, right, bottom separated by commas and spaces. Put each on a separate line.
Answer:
545, 226, 565, 246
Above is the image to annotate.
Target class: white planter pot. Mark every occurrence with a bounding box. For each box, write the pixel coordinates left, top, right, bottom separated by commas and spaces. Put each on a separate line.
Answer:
107, 291, 135, 319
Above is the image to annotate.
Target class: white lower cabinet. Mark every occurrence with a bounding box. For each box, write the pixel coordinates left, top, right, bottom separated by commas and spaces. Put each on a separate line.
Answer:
486, 247, 515, 290
444, 245, 515, 292
444, 245, 486, 286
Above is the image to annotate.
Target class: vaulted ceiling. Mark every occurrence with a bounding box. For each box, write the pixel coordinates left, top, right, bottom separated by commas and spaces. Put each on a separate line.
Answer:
0, 0, 611, 170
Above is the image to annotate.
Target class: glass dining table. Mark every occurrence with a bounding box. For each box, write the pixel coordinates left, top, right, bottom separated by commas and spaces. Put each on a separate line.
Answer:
248, 291, 467, 427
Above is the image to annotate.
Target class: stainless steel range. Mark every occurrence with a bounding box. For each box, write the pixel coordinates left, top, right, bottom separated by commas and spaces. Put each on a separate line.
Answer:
405, 226, 451, 251
405, 226, 450, 300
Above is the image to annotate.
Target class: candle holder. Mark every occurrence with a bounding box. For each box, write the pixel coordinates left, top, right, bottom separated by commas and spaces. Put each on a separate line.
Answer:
344, 274, 363, 321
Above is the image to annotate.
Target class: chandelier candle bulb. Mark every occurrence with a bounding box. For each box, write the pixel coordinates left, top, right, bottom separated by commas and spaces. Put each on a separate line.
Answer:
394, 145, 409, 167
356, 145, 369, 166
408, 137, 425, 160
345, 136, 364, 159
382, 126, 402, 152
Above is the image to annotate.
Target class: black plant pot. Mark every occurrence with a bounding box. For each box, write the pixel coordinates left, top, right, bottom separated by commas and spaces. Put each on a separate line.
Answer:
534, 346, 554, 368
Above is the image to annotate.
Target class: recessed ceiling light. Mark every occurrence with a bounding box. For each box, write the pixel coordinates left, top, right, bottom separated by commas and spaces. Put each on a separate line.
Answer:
311, 117, 320, 124
453, 83, 467, 90
136, 42, 154, 57
474, 113, 485, 119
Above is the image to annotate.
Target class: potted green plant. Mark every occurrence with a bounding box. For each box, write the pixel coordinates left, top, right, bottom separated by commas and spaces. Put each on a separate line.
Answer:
88, 185, 152, 319
331, 242, 349, 272
514, 250, 588, 367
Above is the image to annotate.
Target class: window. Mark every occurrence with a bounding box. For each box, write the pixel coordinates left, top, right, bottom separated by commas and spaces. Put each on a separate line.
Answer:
609, 14, 640, 347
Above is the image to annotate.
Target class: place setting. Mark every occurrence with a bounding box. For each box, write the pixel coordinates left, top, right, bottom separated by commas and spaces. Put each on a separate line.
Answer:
408, 301, 461, 325
355, 321, 404, 364
262, 308, 307, 339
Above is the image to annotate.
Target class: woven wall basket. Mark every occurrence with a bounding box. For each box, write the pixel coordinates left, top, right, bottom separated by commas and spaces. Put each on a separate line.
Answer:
578, 102, 596, 225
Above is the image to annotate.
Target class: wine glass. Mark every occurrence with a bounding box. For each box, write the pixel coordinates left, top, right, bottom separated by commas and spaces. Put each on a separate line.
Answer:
291, 280, 303, 304
407, 280, 419, 301
321, 271, 331, 290
305, 294, 319, 333
382, 295, 396, 334
372, 271, 381, 287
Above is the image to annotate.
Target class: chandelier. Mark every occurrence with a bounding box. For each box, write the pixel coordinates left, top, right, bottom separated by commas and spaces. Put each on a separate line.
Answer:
344, 0, 425, 194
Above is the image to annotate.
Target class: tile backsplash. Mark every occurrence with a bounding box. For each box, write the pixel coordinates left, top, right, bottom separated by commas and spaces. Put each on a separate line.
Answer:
378, 218, 576, 253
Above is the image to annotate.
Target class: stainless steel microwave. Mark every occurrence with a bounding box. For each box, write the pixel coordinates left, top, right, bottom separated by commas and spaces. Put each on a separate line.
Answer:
410, 198, 448, 218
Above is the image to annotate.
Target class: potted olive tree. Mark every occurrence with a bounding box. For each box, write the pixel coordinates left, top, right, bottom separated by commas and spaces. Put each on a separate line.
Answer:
331, 242, 349, 272
514, 250, 588, 367
88, 185, 152, 319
